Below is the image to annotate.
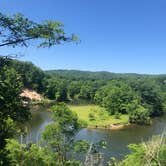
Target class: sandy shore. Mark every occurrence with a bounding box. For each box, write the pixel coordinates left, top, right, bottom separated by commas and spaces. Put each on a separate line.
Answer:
88, 123, 130, 130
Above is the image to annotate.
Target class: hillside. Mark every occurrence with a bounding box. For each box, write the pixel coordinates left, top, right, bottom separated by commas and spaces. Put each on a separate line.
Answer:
45, 69, 152, 80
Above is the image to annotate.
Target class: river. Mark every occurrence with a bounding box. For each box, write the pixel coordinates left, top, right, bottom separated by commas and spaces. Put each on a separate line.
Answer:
21, 109, 166, 162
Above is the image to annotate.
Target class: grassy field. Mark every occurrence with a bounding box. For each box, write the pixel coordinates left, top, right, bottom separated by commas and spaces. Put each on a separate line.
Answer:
68, 105, 129, 127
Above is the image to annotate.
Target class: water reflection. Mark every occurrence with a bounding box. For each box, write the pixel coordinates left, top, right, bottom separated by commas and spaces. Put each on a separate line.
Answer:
76, 116, 166, 161
21, 110, 52, 144
23, 109, 166, 162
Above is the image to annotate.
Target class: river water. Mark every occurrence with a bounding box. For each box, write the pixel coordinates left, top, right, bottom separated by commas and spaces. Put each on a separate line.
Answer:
21, 109, 166, 162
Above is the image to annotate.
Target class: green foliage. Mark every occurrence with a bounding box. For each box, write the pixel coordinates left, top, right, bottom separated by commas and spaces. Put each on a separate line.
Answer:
95, 81, 139, 115
0, 65, 31, 164
0, 118, 18, 165
1, 58, 165, 128
129, 79, 164, 116
119, 134, 166, 166
129, 106, 150, 125
159, 145, 166, 165
73, 140, 89, 153
0, 66, 31, 148
51, 103, 80, 133
5, 139, 82, 166
0, 12, 78, 48
0, 11, 79, 165
42, 103, 83, 163
1, 60, 166, 166
46, 70, 166, 123
3, 59, 165, 124
94, 78, 165, 124
120, 144, 145, 166
44, 78, 68, 101
45, 69, 115, 80
0, 58, 70, 101
67, 81, 82, 99
78, 85, 91, 100
45, 69, 144, 81
1, 53, 166, 165
11, 59, 45, 93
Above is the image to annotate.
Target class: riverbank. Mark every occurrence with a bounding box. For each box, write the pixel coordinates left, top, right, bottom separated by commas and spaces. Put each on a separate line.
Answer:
68, 105, 129, 130
88, 123, 130, 130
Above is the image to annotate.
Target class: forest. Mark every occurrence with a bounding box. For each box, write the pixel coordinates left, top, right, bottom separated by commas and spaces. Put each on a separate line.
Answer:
7, 58, 166, 125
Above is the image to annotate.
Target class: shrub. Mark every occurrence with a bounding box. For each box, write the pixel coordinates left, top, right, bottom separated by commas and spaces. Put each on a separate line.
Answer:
129, 106, 150, 125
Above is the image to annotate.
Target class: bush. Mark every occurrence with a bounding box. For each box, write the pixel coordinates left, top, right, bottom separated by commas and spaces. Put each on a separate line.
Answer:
119, 134, 166, 166
129, 106, 150, 125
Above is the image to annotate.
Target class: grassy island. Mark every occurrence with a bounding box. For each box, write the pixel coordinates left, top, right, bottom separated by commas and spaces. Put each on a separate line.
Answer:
69, 105, 129, 129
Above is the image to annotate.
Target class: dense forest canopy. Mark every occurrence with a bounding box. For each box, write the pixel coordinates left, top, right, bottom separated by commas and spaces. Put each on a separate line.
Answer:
3, 58, 166, 119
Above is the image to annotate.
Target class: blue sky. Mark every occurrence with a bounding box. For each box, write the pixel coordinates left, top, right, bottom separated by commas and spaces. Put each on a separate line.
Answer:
1, 0, 166, 74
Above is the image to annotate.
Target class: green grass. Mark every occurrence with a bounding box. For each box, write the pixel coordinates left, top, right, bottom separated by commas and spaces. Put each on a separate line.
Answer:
68, 105, 129, 127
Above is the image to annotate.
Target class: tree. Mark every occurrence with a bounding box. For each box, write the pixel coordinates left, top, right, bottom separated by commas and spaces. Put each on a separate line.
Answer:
129, 105, 150, 125
67, 81, 82, 99
94, 81, 139, 114
129, 79, 164, 116
5, 139, 82, 166
44, 78, 68, 101
0, 65, 31, 164
0, 12, 78, 49
5, 139, 54, 166
79, 85, 92, 100
0, 66, 31, 148
42, 103, 82, 163
42, 103, 106, 165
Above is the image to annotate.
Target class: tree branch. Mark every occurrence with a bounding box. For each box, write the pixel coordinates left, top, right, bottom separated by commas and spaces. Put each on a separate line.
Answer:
0, 37, 36, 47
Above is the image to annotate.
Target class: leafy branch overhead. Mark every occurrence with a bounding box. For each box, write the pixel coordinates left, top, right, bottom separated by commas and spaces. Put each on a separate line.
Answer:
0, 12, 79, 48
